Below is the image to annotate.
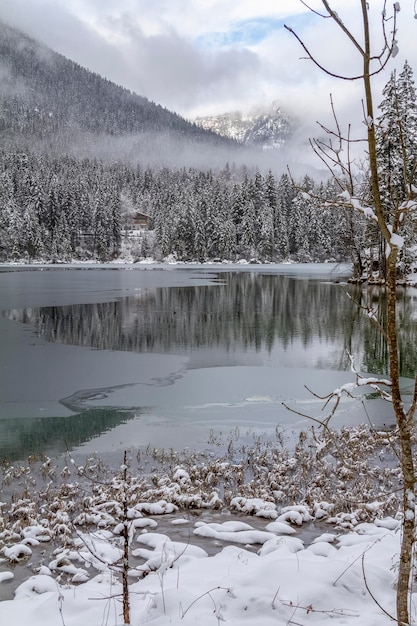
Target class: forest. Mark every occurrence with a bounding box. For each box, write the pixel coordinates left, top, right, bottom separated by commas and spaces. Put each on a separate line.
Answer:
0, 152, 358, 264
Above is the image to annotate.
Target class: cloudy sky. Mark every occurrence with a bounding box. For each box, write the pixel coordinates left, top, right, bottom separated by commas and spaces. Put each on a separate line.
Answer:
0, 0, 416, 136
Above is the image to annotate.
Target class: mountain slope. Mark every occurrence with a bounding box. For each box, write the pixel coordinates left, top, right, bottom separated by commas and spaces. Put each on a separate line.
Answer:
0, 20, 235, 151
195, 104, 294, 150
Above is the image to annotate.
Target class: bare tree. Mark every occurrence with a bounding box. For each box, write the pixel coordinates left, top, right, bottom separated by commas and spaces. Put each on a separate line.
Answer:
285, 2, 417, 624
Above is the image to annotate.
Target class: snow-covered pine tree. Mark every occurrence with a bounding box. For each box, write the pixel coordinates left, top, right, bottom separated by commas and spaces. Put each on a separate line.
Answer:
376, 60, 417, 276
259, 171, 277, 261
275, 174, 294, 260
0, 171, 15, 259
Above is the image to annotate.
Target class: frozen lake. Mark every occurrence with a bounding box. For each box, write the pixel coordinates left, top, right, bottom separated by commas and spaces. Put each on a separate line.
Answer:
1, 262, 414, 461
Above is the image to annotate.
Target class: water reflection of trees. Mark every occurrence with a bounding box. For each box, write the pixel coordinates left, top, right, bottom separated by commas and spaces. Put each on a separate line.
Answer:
6, 273, 417, 377
0, 408, 135, 463
360, 286, 417, 378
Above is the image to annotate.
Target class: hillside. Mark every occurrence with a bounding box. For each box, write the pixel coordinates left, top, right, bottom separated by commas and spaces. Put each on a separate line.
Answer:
0, 20, 238, 160
195, 103, 294, 150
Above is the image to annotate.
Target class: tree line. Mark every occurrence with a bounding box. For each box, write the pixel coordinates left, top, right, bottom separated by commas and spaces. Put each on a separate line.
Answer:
0, 152, 359, 263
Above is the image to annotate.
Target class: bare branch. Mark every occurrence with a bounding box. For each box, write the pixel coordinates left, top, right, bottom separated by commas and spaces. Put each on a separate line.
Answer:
284, 1, 398, 82
321, 0, 365, 57
406, 375, 417, 427
299, 0, 330, 19
283, 24, 364, 81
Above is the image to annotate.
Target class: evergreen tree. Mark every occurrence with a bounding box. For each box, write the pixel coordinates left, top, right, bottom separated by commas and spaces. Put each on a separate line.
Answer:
275, 174, 294, 259
46, 181, 62, 254
175, 198, 196, 260
274, 195, 290, 260
377, 61, 417, 209
290, 191, 311, 261
53, 210, 72, 261
240, 199, 257, 259
23, 205, 44, 260
7, 202, 25, 259
376, 60, 417, 276
93, 188, 111, 261
258, 202, 275, 260
0, 171, 15, 259
109, 190, 122, 256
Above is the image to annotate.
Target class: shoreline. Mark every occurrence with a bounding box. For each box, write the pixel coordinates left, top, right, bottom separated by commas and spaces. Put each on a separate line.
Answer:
0, 422, 404, 601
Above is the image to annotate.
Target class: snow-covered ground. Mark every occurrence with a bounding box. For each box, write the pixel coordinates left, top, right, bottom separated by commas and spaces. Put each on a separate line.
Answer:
0, 424, 412, 625
0, 513, 404, 625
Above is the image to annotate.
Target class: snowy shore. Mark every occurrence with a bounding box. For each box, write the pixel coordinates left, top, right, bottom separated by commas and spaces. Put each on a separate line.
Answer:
0, 517, 403, 626
0, 423, 411, 625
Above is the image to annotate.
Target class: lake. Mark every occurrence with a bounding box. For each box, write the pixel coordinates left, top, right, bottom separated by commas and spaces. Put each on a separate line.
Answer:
1, 262, 417, 463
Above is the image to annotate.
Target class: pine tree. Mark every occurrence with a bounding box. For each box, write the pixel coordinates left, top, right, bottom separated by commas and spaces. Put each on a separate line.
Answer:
289, 188, 313, 261
260, 171, 278, 260
240, 199, 257, 259
54, 210, 72, 261
258, 202, 275, 261
93, 188, 111, 261
46, 181, 62, 254
377, 61, 417, 207
275, 174, 294, 259
0, 171, 15, 259
194, 191, 208, 260
175, 198, 196, 260
7, 202, 25, 259
109, 190, 122, 256
23, 205, 44, 260
376, 60, 417, 276
274, 195, 290, 260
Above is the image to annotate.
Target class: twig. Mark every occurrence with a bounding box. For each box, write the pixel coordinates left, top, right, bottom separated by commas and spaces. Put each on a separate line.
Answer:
361, 551, 397, 622
333, 535, 386, 586
282, 598, 358, 620
180, 587, 229, 619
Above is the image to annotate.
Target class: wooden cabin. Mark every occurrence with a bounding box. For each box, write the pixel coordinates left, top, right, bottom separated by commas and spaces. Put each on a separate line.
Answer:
131, 212, 151, 230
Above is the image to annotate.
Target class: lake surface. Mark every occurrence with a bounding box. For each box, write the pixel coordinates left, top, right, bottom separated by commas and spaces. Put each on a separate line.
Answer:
1, 262, 417, 462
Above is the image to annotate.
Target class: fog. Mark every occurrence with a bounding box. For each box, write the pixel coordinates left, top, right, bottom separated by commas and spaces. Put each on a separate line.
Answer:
0, 17, 328, 178
12, 127, 322, 179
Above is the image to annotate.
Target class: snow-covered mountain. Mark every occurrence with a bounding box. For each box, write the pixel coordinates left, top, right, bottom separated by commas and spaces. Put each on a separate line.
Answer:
195, 103, 294, 150
0, 20, 237, 156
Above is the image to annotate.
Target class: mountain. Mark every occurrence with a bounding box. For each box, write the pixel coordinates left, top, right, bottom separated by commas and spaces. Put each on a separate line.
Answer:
0, 20, 238, 161
0, 21, 322, 176
195, 103, 294, 150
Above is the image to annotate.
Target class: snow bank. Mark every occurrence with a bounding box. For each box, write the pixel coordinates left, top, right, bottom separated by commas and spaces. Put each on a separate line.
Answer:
0, 519, 408, 626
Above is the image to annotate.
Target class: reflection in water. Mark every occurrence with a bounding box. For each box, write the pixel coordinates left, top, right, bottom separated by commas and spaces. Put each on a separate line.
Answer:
0, 408, 136, 462
362, 286, 417, 378
6, 274, 355, 363
5, 273, 417, 377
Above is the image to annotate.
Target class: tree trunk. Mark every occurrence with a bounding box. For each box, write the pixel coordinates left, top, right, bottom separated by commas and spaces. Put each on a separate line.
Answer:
397, 428, 415, 625
286, 3, 415, 622
122, 453, 131, 625
386, 249, 415, 626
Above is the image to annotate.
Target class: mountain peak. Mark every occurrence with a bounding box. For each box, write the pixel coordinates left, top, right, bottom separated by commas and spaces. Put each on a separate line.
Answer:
195, 103, 294, 150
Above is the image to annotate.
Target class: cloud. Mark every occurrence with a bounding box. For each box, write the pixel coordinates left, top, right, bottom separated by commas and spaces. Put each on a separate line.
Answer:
0, 0, 123, 78
0, 0, 416, 143
103, 17, 261, 113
